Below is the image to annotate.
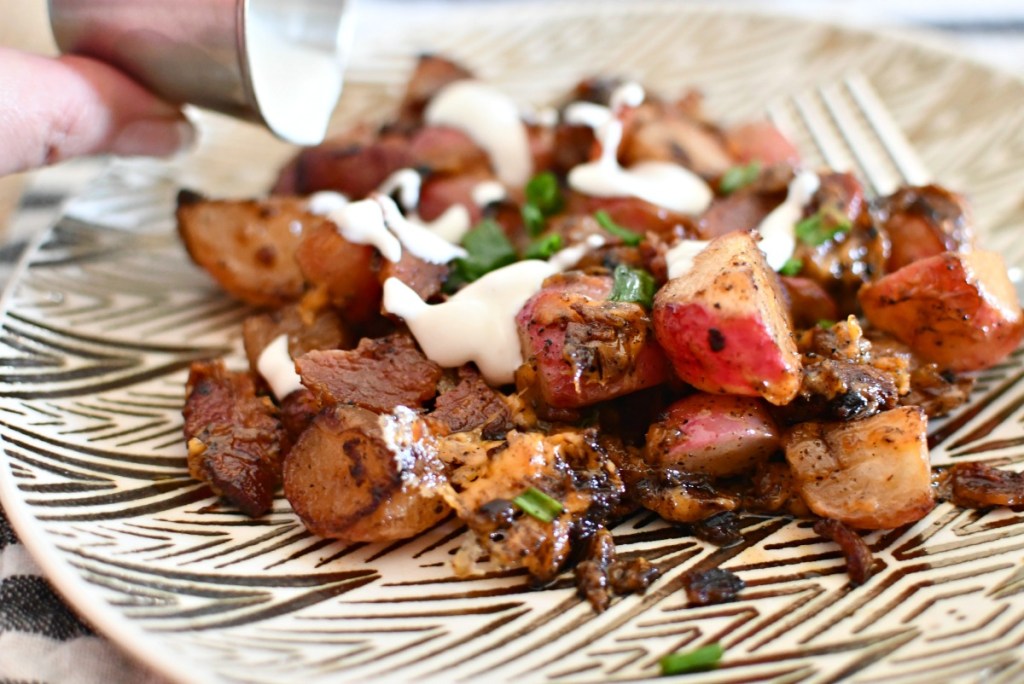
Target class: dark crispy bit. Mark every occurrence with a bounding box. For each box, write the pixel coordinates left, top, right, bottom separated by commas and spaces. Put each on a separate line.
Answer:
796, 359, 898, 422
938, 462, 1024, 510
576, 528, 615, 611
682, 567, 745, 606
691, 512, 742, 547
742, 462, 807, 516
183, 361, 284, 517
242, 305, 351, 376
279, 389, 320, 444
297, 334, 443, 413
608, 557, 660, 595
902, 363, 974, 418
813, 518, 875, 585
432, 366, 513, 438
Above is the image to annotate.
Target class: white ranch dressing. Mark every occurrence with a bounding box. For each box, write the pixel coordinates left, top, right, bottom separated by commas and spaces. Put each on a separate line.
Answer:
378, 168, 474, 245
425, 80, 533, 187
663, 170, 823, 279
378, 168, 422, 211
665, 238, 711, 280
383, 260, 559, 385
307, 191, 468, 264
472, 180, 507, 207
383, 234, 609, 385
308, 193, 402, 262
256, 334, 304, 401
755, 170, 821, 271
565, 85, 713, 215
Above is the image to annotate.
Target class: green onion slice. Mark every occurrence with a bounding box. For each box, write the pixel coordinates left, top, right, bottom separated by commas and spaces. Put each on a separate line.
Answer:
525, 171, 564, 215
521, 203, 546, 236
524, 233, 564, 260
719, 161, 761, 195
608, 264, 656, 309
451, 220, 517, 284
594, 210, 643, 246
659, 643, 724, 676
778, 257, 803, 276
512, 487, 563, 523
794, 207, 852, 247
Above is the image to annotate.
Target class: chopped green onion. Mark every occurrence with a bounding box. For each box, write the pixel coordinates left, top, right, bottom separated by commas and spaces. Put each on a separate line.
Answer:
719, 161, 761, 195
450, 220, 517, 284
795, 207, 852, 247
608, 264, 656, 309
512, 486, 563, 523
525, 171, 564, 215
524, 233, 563, 260
817, 318, 836, 329
778, 257, 803, 277
594, 210, 643, 246
659, 643, 724, 676
521, 202, 546, 236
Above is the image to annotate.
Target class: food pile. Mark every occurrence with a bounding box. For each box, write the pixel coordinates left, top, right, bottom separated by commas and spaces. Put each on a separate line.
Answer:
178, 55, 1024, 611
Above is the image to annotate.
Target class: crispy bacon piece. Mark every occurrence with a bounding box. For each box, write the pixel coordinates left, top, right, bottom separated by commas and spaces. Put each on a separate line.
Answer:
183, 361, 284, 517
575, 528, 660, 611
779, 276, 839, 330
274, 127, 413, 197
297, 334, 442, 412
380, 251, 449, 304
813, 518, 875, 585
682, 567, 745, 606
432, 366, 513, 438
937, 462, 1024, 510
242, 305, 351, 376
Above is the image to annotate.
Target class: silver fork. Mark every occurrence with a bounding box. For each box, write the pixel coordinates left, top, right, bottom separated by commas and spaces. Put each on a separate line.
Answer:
768, 73, 930, 196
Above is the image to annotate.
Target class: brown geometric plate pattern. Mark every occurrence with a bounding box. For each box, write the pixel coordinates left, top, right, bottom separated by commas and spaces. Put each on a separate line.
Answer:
3, 4, 1024, 682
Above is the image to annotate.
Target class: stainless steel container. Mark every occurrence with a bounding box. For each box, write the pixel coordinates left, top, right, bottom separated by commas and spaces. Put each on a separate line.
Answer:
48, 0, 356, 145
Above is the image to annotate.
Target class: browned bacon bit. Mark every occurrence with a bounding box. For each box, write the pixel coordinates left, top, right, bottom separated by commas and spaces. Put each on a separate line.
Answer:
380, 251, 448, 303
575, 528, 661, 611
938, 462, 1024, 511
682, 567, 745, 606
691, 512, 742, 547
296, 334, 443, 413
183, 360, 285, 517
242, 305, 352, 377
575, 528, 615, 611
608, 556, 660, 595
431, 366, 513, 439
812, 518, 875, 585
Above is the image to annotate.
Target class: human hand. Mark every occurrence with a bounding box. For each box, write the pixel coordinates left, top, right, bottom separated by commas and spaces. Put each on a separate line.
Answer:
0, 46, 196, 175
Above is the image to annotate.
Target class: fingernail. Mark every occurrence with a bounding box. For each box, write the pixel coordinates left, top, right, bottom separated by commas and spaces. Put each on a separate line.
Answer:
110, 118, 197, 158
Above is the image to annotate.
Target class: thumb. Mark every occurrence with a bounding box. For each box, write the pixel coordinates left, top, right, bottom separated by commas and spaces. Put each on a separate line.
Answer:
0, 47, 196, 175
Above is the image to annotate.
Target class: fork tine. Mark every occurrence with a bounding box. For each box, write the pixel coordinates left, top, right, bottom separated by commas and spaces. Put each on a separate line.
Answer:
773, 73, 931, 197
844, 74, 931, 188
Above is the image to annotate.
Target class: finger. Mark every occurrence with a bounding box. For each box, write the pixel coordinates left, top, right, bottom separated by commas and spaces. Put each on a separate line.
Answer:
0, 48, 196, 175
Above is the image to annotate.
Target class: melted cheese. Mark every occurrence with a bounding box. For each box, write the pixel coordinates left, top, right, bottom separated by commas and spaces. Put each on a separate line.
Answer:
425, 80, 533, 187
256, 334, 304, 401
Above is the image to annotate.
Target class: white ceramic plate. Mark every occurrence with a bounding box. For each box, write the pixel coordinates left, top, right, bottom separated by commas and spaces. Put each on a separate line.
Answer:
4, 4, 1024, 683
